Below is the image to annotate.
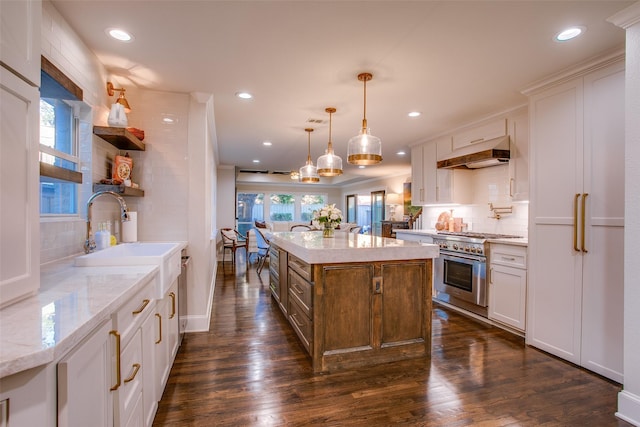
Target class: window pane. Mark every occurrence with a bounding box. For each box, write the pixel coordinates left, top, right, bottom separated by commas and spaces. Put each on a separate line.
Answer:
300, 194, 325, 222
40, 180, 78, 214
237, 193, 264, 236
269, 194, 294, 221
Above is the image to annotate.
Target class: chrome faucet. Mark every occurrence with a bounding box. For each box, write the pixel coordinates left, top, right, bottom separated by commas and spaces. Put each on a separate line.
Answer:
84, 190, 130, 253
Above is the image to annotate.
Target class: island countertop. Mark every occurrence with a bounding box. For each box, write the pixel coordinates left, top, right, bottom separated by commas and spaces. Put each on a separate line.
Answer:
269, 231, 439, 264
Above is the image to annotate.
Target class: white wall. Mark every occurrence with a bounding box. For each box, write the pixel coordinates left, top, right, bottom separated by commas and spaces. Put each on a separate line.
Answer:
610, 3, 640, 425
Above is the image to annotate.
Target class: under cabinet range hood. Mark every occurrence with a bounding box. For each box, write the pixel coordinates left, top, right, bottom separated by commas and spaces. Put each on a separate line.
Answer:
437, 135, 510, 169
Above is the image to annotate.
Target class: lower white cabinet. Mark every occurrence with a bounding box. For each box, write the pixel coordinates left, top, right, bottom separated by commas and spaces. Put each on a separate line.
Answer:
489, 244, 527, 332
1, 364, 55, 427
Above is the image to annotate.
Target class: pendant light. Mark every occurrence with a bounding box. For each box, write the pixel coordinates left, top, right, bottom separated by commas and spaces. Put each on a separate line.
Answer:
299, 128, 320, 183
317, 107, 343, 176
347, 72, 382, 165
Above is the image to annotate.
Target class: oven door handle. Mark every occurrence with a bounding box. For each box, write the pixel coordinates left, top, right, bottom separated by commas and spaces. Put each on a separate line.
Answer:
440, 253, 485, 263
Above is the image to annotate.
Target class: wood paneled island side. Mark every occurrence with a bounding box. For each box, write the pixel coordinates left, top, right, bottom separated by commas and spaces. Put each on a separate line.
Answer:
268, 231, 439, 373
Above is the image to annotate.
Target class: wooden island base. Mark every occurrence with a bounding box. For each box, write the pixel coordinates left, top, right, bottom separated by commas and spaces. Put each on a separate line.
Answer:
269, 232, 436, 373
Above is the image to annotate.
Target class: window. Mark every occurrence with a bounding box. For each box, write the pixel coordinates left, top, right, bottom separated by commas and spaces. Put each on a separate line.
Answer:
237, 193, 264, 236
269, 194, 295, 221
300, 194, 325, 222
39, 98, 79, 214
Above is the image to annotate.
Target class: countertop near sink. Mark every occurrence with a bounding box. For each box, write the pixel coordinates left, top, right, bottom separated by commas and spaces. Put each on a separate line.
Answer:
0, 258, 158, 378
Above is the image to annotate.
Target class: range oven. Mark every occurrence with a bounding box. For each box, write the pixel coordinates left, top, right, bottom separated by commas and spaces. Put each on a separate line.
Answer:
433, 231, 521, 317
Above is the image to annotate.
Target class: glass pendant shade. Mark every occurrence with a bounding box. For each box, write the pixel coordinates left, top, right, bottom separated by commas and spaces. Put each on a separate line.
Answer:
300, 128, 319, 183
317, 107, 343, 176
348, 73, 382, 166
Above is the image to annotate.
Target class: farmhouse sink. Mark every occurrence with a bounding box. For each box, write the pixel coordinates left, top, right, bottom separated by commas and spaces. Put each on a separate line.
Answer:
74, 242, 186, 298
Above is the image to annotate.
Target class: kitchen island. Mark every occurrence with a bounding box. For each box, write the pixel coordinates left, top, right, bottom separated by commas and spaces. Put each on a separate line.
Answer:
269, 231, 439, 373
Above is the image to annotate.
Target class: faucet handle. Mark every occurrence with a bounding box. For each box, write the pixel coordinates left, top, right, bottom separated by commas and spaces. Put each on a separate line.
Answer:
84, 238, 96, 254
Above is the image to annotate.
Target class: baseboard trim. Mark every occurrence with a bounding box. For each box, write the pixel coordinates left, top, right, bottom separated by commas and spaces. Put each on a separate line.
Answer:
617, 390, 640, 426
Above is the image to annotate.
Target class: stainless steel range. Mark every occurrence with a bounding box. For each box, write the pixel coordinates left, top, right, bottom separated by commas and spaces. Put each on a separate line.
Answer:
433, 231, 522, 317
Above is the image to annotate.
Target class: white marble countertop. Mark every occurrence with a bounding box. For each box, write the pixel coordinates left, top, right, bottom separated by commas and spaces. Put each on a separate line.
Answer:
394, 229, 528, 247
270, 231, 439, 264
0, 258, 158, 378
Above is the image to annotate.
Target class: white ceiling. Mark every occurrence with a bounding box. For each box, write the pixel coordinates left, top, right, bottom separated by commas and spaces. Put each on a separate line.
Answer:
50, 0, 631, 185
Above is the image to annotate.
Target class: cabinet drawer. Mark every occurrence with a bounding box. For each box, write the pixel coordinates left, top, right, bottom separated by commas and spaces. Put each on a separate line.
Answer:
289, 254, 311, 282
452, 118, 506, 150
113, 281, 155, 342
269, 246, 279, 264
116, 328, 143, 427
490, 244, 527, 269
288, 299, 312, 354
289, 269, 313, 316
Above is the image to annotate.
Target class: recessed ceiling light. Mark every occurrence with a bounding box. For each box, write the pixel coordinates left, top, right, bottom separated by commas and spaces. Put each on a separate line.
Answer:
396, 151, 406, 156
262, 141, 272, 146
252, 159, 260, 163
236, 92, 253, 99
106, 28, 133, 42
408, 112, 421, 118
555, 26, 585, 42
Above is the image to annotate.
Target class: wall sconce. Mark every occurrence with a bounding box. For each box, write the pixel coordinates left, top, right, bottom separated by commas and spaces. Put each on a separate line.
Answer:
107, 82, 131, 112
386, 193, 402, 221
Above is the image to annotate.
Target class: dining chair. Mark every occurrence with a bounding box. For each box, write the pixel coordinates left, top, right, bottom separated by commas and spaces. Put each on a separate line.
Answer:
253, 227, 271, 274
220, 228, 247, 264
290, 224, 312, 231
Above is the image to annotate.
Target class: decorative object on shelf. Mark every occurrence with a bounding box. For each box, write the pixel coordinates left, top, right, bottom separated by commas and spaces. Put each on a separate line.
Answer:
126, 127, 145, 141
386, 193, 402, 221
317, 107, 343, 176
299, 128, 320, 183
112, 153, 133, 184
347, 72, 382, 166
488, 203, 513, 219
107, 102, 128, 128
312, 204, 343, 238
106, 81, 131, 112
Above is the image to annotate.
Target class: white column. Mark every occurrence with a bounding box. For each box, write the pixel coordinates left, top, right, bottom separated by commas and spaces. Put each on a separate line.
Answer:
608, 3, 640, 425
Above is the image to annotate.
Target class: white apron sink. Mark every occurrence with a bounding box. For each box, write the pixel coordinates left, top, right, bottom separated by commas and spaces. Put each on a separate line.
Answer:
75, 242, 186, 298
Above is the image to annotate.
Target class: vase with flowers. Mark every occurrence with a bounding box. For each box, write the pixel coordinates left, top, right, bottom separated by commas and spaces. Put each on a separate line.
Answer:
313, 204, 343, 238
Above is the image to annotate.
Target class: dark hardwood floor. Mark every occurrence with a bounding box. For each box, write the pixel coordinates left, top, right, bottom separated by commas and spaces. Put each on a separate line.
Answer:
153, 258, 629, 426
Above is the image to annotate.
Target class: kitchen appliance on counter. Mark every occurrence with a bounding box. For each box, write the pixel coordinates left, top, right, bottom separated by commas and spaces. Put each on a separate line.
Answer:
433, 231, 522, 317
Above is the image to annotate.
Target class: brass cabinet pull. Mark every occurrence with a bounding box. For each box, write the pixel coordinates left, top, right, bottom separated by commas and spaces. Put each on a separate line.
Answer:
132, 299, 150, 315
470, 138, 484, 144
509, 178, 514, 197
169, 292, 176, 319
123, 363, 140, 383
489, 268, 493, 284
109, 330, 121, 391
155, 313, 162, 344
573, 194, 580, 252
291, 283, 304, 294
581, 193, 588, 253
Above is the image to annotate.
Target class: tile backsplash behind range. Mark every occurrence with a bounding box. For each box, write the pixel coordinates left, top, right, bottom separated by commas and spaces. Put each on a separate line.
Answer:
420, 164, 528, 237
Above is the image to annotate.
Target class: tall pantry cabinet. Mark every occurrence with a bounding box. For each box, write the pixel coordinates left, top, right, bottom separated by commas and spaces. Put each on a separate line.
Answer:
526, 56, 624, 383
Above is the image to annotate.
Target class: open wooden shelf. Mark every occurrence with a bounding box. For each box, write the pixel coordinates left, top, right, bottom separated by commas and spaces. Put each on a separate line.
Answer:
92, 184, 144, 197
93, 126, 145, 151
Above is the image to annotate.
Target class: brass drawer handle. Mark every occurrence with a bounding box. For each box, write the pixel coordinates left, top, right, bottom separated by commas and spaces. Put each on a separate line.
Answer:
123, 363, 141, 383
109, 330, 121, 391
581, 193, 588, 253
291, 283, 304, 295
132, 299, 150, 315
169, 292, 176, 319
155, 313, 162, 344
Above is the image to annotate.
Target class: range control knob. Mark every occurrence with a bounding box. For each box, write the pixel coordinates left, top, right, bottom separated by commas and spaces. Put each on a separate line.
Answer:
464, 246, 470, 252
453, 244, 458, 250
470, 247, 477, 253
477, 248, 483, 255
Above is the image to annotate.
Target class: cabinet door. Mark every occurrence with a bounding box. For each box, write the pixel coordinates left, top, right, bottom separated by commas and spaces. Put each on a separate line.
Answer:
580, 62, 624, 383
0, 0, 41, 86
489, 264, 527, 331
508, 110, 529, 201
58, 320, 113, 427
0, 67, 40, 307
410, 145, 425, 205
452, 118, 506, 151
167, 282, 180, 362
422, 142, 438, 204
527, 77, 584, 364
115, 329, 143, 427
141, 308, 158, 427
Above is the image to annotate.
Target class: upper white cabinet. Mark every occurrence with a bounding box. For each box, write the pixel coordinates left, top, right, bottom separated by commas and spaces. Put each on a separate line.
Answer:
452, 118, 506, 151
0, 0, 41, 86
526, 57, 624, 382
507, 109, 529, 201
0, 66, 40, 308
411, 137, 472, 206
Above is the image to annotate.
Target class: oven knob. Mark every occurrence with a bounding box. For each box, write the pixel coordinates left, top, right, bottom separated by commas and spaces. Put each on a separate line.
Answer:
452, 244, 458, 250
470, 247, 476, 253
465, 246, 470, 252
477, 248, 483, 254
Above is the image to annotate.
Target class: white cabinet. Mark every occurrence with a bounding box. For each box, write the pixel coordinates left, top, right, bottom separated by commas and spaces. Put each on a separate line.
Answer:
489, 244, 527, 332
1, 364, 54, 427
452, 118, 506, 151
58, 320, 113, 427
507, 108, 529, 201
0, 0, 41, 86
0, 66, 40, 308
526, 59, 624, 382
411, 138, 471, 205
